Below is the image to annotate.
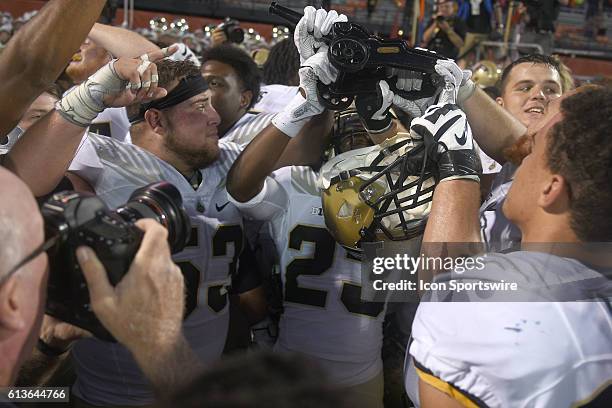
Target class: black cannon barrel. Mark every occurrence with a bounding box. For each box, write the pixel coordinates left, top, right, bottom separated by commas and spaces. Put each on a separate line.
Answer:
269, 2, 302, 25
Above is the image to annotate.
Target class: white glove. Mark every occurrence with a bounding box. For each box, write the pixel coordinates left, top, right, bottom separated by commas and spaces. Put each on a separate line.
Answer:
388, 67, 438, 117
434, 59, 474, 105
294, 6, 347, 64
271, 48, 336, 137
56, 60, 126, 127
410, 103, 481, 182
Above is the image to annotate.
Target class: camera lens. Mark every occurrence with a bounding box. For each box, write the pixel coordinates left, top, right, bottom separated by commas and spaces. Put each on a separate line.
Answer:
227, 26, 244, 44
115, 182, 191, 253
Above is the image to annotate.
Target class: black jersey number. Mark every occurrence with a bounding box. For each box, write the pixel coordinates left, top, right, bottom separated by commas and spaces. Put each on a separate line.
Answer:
285, 225, 384, 318
177, 225, 243, 314
210, 224, 244, 312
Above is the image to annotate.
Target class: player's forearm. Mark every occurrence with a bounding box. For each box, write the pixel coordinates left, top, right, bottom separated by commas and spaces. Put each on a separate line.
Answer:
460, 88, 526, 164
227, 124, 291, 202
420, 180, 481, 281
0, 0, 106, 136
4, 111, 85, 196
424, 179, 481, 244
275, 110, 334, 170
130, 334, 203, 397
89, 23, 160, 58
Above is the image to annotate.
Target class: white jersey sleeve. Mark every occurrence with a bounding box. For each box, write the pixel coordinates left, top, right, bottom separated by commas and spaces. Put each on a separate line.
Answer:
253, 84, 300, 114
480, 162, 522, 251
222, 112, 275, 146
228, 172, 289, 221
407, 252, 612, 408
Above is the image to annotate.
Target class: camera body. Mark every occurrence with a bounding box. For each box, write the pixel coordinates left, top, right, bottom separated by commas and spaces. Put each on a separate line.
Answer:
269, 2, 449, 111
217, 18, 245, 44
43, 182, 191, 341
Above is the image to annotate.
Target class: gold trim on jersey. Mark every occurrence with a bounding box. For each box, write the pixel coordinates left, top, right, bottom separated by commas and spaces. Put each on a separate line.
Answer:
571, 379, 612, 408
415, 366, 480, 408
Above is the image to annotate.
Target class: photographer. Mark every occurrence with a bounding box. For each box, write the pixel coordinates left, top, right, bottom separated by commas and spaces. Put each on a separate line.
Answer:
456, 0, 503, 64
422, 0, 467, 60
211, 18, 244, 47
519, 0, 568, 55
0, 168, 200, 396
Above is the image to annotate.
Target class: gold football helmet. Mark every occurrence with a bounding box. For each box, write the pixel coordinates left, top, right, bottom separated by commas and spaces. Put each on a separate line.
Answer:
318, 133, 436, 252
471, 60, 502, 88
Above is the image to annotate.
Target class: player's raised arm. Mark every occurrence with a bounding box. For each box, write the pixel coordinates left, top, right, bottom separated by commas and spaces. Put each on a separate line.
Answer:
88, 22, 160, 58
227, 8, 344, 203
4, 47, 177, 197
0, 0, 107, 138
411, 104, 483, 264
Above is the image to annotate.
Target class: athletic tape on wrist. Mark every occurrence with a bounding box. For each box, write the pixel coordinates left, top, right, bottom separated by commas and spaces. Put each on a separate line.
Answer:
56, 59, 126, 127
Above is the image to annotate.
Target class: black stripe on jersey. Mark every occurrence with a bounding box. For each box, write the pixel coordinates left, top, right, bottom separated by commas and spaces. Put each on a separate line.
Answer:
413, 359, 490, 408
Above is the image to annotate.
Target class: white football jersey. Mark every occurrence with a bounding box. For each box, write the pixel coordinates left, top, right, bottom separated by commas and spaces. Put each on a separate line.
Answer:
69, 134, 244, 405
222, 112, 275, 146
89, 107, 131, 143
230, 166, 386, 387
253, 84, 299, 114
406, 251, 612, 408
480, 162, 521, 251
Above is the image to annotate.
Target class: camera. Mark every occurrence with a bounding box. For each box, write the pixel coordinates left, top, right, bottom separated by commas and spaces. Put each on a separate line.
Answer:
217, 18, 245, 44
42, 181, 192, 341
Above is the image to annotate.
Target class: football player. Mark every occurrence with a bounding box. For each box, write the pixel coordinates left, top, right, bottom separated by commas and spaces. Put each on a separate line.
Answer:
10, 49, 250, 405
226, 8, 435, 406
11, 40, 334, 403
66, 59, 252, 406
0, 0, 106, 140
479, 54, 573, 250
389, 54, 573, 251
1, 84, 60, 155
406, 88, 612, 407
65, 23, 200, 142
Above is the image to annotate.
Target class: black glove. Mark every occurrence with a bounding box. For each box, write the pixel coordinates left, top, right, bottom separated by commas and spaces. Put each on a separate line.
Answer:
355, 80, 394, 134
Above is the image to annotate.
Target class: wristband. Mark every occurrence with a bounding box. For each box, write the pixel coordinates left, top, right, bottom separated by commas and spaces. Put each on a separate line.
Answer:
37, 338, 70, 357
271, 91, 321, 138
